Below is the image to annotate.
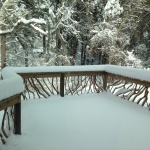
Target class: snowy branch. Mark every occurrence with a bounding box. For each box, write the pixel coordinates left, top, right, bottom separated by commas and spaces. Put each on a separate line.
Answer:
0, 18, 46, 35
30, 24, 47, 35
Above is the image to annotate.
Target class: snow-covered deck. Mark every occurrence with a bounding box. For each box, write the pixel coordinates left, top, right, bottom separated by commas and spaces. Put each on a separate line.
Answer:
1, 92, 150, 150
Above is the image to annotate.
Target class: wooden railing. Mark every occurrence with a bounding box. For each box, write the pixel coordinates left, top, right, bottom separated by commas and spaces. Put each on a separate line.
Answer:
20, 71, 105, 99
19, 71, 150, 107
0, 65, 150, 144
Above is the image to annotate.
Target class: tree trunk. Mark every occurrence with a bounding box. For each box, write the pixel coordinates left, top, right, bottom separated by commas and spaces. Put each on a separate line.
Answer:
1, 35, 6, 68
15, 35, 29, 67
43, 34, 46, 53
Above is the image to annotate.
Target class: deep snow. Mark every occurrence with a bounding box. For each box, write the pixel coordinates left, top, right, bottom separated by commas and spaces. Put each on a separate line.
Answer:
1, 92, 150, 150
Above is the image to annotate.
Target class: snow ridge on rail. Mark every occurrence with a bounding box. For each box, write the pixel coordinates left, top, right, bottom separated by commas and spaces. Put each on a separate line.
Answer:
11, 65, 150, 82
0, 68, 24, 101
104, 65, 150, 82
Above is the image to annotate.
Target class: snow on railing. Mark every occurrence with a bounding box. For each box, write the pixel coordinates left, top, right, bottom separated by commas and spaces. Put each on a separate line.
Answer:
7, 65, 150, 103
11, 65, 150, 83
0, 67, 24, 101
105, 65, 150, 83
0, 65, 150, 144
0, 65, 149, 100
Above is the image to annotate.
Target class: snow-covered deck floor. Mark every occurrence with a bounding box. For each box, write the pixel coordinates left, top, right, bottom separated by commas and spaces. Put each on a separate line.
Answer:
1, 92, 150, 150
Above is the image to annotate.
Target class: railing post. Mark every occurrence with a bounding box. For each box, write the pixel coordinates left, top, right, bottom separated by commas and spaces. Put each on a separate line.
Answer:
60, 73, 64, 97
14, 96, 21, 135
103, 73, 108, 91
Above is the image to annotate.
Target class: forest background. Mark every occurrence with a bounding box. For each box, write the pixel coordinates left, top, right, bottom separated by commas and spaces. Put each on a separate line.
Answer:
0, 0, 150, 68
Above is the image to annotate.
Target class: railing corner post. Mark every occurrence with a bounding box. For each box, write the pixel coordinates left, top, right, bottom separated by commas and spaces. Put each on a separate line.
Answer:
60, 73, 64, 97
14, 96, 21, 135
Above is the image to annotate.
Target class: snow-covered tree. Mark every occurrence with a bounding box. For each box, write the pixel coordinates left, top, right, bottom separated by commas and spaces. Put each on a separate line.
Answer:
119, 0, 150, 67
1, 0, 149, 67
0, 0, 46, 67
87, 0, 128, 65
104, 0, 123, 21
21, 1, 81, 66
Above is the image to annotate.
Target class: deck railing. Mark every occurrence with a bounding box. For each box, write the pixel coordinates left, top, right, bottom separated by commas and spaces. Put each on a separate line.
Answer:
0, 65, 150, 144
20, 71, 105, 98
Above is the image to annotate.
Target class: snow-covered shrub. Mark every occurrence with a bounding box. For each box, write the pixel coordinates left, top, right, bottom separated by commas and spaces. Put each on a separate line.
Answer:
104, 0, 123, 20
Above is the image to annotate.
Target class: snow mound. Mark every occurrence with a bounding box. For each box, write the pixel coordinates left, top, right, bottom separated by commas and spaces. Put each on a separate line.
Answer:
0, 68, 24, 101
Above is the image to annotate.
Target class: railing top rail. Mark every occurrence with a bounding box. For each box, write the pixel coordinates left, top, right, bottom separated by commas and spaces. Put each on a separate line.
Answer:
10, 65, 105, 74
17, 71, 106, 78
104, 65, 150, 83
9, 65, 150, 83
